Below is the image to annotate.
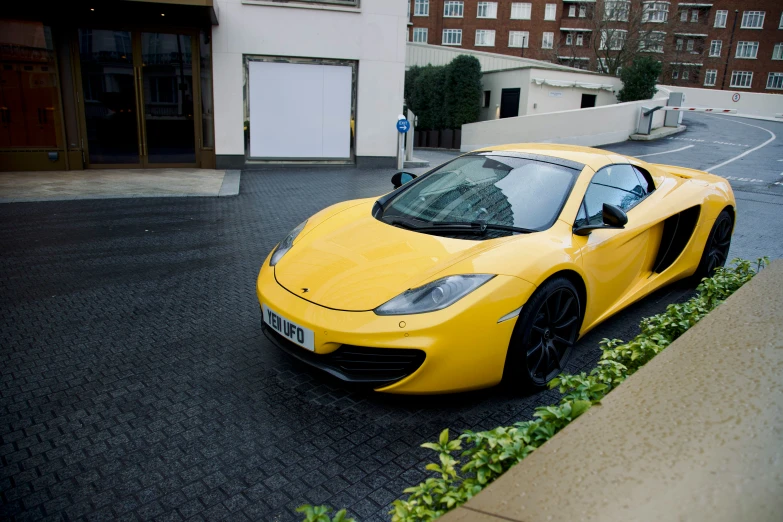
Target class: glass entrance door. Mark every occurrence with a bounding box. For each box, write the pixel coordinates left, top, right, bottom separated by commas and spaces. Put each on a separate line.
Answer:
77, 29, 198, 167
78, 29, 139, 165
140, 32, 196, 165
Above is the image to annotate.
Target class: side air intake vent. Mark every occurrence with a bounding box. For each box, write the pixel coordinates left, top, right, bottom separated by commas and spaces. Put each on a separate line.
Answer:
653, 206, 701, 274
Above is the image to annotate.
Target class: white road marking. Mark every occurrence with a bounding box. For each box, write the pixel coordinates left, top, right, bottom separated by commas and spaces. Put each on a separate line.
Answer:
704, 117, 777, 172
667, 137, 748, 147
635, 145, 695, 158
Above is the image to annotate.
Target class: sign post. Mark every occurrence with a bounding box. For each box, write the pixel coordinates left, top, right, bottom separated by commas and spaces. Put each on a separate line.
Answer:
396, 116, 410, 170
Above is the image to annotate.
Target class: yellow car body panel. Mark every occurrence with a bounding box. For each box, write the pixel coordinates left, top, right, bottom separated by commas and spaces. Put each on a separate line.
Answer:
256, 144, 735, 394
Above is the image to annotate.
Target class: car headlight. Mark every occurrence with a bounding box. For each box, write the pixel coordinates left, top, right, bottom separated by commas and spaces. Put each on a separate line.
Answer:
374, 274, 495, 315
269, 220, 307, 266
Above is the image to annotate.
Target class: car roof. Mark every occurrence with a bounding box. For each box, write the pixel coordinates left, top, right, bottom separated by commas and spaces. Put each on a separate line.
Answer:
474, 143, 628, 172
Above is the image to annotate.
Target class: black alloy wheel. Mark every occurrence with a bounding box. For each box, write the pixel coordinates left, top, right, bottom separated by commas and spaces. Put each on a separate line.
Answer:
695, 209, 733, 280
503, 277, 584, 391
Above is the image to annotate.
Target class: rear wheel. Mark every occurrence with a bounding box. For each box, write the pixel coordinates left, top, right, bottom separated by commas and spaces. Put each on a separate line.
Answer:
503, 277, 583, 392
694, 210, 733, 281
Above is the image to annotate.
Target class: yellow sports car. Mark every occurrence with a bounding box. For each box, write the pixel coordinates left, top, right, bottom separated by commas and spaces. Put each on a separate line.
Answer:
256, 144, 735, 394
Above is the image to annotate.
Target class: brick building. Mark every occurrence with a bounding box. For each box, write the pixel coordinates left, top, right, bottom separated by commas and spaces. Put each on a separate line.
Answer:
407, 1, 783, 94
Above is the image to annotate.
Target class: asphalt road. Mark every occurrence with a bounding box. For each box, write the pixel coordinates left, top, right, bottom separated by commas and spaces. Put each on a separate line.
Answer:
1, 113, 781, 522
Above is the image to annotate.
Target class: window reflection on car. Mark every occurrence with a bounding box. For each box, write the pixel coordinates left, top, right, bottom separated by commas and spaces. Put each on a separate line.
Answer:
381, 154, 578, 237
575, 164, 655, 228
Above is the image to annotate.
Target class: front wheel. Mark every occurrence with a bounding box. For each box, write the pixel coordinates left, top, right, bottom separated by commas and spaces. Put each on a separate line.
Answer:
502, 277, 583, 392
693, 209, 733, 281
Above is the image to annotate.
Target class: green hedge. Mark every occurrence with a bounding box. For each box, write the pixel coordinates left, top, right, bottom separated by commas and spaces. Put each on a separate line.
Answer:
299, 258, 768, 522
406, 56, 482, 131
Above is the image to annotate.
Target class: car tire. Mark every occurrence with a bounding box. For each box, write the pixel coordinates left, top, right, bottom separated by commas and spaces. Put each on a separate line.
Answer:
693, 209, 733, 283
502, 276, 584, 393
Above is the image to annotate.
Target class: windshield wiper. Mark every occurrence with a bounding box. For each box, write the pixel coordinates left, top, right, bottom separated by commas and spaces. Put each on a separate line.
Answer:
389, 218, 535, 235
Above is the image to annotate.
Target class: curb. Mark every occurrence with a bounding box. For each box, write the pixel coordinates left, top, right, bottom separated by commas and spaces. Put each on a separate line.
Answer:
630, 125, 687, 141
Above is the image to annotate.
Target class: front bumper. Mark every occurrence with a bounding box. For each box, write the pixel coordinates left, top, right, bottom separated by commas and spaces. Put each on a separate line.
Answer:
256, 259, 537, 394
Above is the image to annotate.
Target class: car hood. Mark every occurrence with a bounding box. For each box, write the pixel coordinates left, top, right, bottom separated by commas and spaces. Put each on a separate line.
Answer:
274, 201, 508, 311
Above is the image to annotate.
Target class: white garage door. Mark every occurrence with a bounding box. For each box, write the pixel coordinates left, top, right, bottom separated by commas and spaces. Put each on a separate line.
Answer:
248, 61, 353, 159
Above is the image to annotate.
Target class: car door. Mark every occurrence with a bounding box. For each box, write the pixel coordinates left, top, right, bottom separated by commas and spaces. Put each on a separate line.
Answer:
574, 164, 657, 329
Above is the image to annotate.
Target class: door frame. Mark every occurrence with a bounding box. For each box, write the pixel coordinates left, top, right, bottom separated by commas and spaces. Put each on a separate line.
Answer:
499, 88, 521, 119
72, 25, 203, 169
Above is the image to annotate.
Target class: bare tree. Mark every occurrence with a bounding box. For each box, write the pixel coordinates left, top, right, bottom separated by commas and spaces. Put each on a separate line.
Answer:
550, 1, 707, 79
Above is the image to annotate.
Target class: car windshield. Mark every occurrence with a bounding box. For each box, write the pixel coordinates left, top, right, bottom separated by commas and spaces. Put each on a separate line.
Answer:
382, 154, 579, 233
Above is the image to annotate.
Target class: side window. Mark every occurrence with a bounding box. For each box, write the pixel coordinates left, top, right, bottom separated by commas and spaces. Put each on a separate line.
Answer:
579, 164, 647, 226
633, 166, 655, 194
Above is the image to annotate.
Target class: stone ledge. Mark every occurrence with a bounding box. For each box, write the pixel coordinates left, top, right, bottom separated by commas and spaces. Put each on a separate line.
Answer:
441, 260, 783, 522
630, 125, 687, 141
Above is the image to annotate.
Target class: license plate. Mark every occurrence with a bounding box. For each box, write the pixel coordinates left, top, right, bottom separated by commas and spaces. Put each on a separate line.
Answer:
262, 304, 315, 351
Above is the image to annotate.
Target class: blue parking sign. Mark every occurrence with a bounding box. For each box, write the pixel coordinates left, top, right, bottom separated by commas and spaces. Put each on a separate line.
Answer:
396, 119, 410, 133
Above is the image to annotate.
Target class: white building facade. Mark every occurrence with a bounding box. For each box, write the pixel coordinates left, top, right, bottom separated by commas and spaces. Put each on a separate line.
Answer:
213, 0, 408, 168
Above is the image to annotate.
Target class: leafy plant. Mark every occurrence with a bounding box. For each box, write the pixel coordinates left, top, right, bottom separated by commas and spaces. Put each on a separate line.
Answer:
299, 258, 767, 522
443, 55, 482, 129
296, 505, 355, 522
617, 56, 663, 102
406, 56, 482, 131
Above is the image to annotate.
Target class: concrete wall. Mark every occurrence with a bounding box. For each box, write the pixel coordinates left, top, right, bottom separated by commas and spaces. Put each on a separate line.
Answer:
441, 260, 783, 522
478, 69, 529, 121
658, 85, 783, 120
212, 0, 407, 164
525, 68, 621, 117
462, 94, 667, 152
406, 42, 575, 72
479, 68, 622, 122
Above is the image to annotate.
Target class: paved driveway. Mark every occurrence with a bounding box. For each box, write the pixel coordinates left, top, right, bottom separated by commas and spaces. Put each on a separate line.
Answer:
1, 113, 781, 522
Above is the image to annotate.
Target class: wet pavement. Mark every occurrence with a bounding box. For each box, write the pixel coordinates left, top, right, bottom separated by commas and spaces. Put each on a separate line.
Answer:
1, 113, 781, 522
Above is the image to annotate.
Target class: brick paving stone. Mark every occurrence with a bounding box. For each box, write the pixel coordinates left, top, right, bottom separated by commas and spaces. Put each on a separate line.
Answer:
0, 167, 696, 521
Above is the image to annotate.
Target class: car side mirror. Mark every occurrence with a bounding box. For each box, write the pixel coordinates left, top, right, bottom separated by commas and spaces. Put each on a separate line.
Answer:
391, 172, 417, 189
602, 203, 628, 228
573, 203, 628, 236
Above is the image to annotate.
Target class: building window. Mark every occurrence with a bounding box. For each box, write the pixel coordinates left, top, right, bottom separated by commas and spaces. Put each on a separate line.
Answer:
774, 43, 783, 60
672, 70, 679, 79
768, 72, 783, 90
686, 39, 694, 52
741, 11, 765, 29
714, 10, 728, 28
579, 5, 587, 18
604, 1, 629, 22
544, 4, 556, 21
640, 32, 665, 53
676, 38, 683, 51
510, 3, 532, 20
413, 0, 429, 16
704, 69, 717, 86
642, 2, 669, 23
691, 10, 698, 22
566, 33, 573, 45
730, 70, 753, 88
576, 33, 584, 46
444, 1, 464, 17
475, 29, 496, 46
600, 30, 627, 50
442, 28, 462, 45
508, 30, 529, 48
680, 9, 688, 22
542, 32, 554, 49
482, 90, 491, 108
413, 27, 428, 43
780, 12, 783, 29
736, 41, 759, 59
709, 40, 722, 57
682, 69, 690, 80
477, 2, 497, 18
414, 0, 429, 16
569, 4, 576, 17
